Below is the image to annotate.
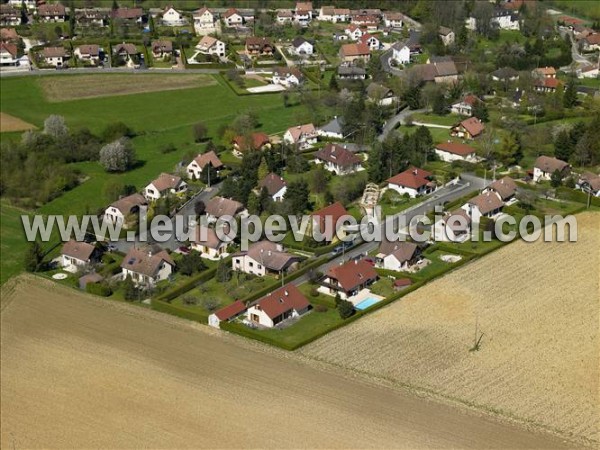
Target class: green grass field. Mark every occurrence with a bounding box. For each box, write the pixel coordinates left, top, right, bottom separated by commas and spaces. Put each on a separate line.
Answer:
0, 73, 312, 283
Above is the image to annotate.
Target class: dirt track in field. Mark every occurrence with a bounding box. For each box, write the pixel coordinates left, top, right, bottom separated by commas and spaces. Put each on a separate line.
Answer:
38, 73, 216, 101
0, 112, 36, 132
302, 213, 600, 445
0, 276, 575, 449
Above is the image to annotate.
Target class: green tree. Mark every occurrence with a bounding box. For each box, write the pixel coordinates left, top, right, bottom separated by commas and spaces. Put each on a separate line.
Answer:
178, 251, 205, 276
337, 299, 355, 319
257, 157, 269, 181
472, 102, 489, 122
554, 129, 572, 162
24, 241, 44, 272
563, 77, 577, 109
123, 276, 138, 301
550, 169, 563, 188
284, 179, 310, 216
192, 122, 208, 142
329, 74, 339, 92
247, 191, 262, 215
216, 258, 231, 282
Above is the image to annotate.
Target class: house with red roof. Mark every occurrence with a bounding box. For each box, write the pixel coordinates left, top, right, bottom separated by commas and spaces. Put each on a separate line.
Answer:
258, 172, 287, 202
246, 284, 311, 328
450, 94, 481, 116
232, 132, 271, 157
360, 33, 380, 50
320, 259, 378, 299
315, 143, 363, 175
344, 24, 364, 40
309, 201, 351, 242
434, 141, 478, 162
533, 77, 560, 93
339, 42, 370, 63
283, 123, 317, 149
208, 300, 247, 329
223, 8, 243, 27
387, 167, 436, 198
186, 150, 224, 180
451, 117, 485, 140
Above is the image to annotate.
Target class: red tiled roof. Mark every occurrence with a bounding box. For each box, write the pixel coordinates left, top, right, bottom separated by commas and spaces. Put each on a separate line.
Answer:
435, 141, 476, 156
61, 240, 95, 261
326, 259, 378, 292
387, 166, 433, 189
193, 150, 223, 170
0, 42, 17, 57
259, 172, 286, 196
311, 201, 350, 239
253, 284, 310, 320
233, 132, 270, 152
214, 300, 246, 321
393, 278, 412, 288
458, 117, 484, 137
315, 143, 361, 168
534, 156, 569, 173
340, 42, 370, 57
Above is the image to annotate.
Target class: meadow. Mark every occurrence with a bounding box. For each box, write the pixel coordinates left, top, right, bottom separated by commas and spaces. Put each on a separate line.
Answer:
302, 213, 600, 445
0, 73, 310, 283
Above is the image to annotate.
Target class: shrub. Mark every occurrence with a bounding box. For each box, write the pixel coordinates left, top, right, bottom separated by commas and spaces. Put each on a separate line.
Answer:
201, 297, 220, 312
337, 299, 355, 319
86, 282, 112, 297
310, 287, 319, 297
160, 143, 177, 154
314, 304, 328, 313
182, 295, 198, 306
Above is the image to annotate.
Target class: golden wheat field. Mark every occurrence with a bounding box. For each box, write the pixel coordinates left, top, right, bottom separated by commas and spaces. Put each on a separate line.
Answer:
302, 212, 600, 445
1, 276, 571, 448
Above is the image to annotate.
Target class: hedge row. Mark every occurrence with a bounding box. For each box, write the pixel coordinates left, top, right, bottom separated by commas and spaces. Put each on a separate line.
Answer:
556, 187, 600, 207
152, 298, 207, 323
155, 266, 218, 302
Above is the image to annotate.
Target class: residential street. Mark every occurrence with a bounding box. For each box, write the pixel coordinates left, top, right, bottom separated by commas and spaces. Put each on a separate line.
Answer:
292, 173, 486, 286
378, 107, 428, 141
111, 182, 222, 253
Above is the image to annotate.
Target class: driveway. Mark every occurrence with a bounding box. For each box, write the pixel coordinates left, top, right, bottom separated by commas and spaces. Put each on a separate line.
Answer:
292, 174, 487, 286
379, 107, 428, 142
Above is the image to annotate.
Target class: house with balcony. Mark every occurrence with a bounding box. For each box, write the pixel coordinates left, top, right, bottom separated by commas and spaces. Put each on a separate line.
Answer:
319, 259, 378, 299
315, 143, 363, 175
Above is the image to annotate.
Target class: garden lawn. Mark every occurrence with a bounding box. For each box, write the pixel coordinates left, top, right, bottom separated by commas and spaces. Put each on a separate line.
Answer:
0, 74, 308, 217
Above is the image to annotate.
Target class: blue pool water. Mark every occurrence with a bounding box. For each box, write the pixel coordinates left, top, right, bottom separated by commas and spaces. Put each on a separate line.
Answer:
354, 297, 381, 311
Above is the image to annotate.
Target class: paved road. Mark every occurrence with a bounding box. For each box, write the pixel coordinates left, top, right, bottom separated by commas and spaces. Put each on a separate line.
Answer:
111, 182, 222, 254
380, 48, 405, 76
292, 174, 486, 286
558, 27, 590, 69
379, 107, 428, 142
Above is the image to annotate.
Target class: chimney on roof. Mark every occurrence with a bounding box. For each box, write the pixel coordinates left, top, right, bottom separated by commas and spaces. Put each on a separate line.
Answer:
268, 250, 272, 256
284, 290, 289, 296
354, 259, 358, 264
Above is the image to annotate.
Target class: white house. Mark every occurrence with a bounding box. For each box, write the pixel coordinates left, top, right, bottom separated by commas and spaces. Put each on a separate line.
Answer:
315, 143, 363, 175
290, 37, 313, 55
483, 176, 518, 203
232, 241, 300, 277
344, 24, 364, 40
391, 42, 410, 65
294, 1, 313, 26
208, 300, 247, 329
8, 0, 36, 9
0, 5, 21, 26
0, 42, 18, 66
144, 173, 187, 201
42, 46, 69, 67
577, 172, 600, 197
360, 33, 380, 50
318, 6, 349, 23
532, 156, 570, 183
162, 6, 187, 26
578, 64, 600, 79
272, 67, 304, 87
196, 35, 226, 57
438, 26, 455, 46
492, 9, 520, 30
190, 226, 230, 260
61, 240, 96, 272
223, 8, 243, 27
258, 172, 287, 202
186, 150, 224, 180
366, 82, 397, 106
375, 241, 420, 272
103, 193, 147, 228
193, 6, 216, 33
74, 44, 101, 65
318, 116, 344, 139
283, 123, 318, 149
37, 3, 66, 22
461, 191, 505, 223
383, 11, 403, 28
433, 209, 472, 243
276, 10, 293, 24
319, 259, 378, 299
121, 247, 174, 287
450, 94, 480, 116
465, 16, 476, 30
245, 284, 311, 328
387, 167, 435, 198
435, 141, 478, 163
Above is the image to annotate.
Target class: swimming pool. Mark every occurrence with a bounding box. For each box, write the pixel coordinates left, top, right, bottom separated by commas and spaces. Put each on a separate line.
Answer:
354, 297, 382, 311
